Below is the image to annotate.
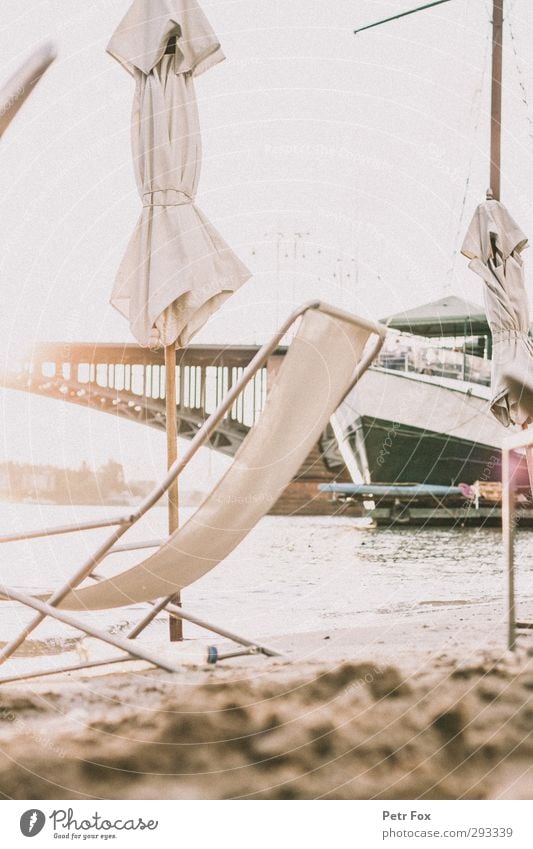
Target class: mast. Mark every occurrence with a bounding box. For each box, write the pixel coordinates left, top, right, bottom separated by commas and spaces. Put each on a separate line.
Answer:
490, 0, 504, 201
354, 1, 505, 200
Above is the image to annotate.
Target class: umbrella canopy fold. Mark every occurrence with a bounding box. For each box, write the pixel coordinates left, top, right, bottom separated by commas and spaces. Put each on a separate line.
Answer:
462, 199, 533, 427
108, 0, 251, 348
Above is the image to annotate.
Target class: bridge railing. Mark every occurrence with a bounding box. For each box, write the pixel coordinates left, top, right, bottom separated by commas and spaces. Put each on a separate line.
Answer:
16, 343, 272, 433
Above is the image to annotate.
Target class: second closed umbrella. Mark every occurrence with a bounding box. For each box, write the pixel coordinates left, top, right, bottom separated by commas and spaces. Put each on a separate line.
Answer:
108, 0, 251, 349
462, 198, 533, 427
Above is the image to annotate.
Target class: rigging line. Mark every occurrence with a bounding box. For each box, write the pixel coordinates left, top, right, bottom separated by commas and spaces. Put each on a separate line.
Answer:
447, 19, 491, 286
507, 10, 533, 139
381, 407, 492, 438
353, 0, 455, 35
442, 406, 496, 433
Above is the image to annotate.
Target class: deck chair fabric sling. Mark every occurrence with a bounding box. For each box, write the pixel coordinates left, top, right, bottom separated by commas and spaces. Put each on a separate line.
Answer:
0, 302, 386, 679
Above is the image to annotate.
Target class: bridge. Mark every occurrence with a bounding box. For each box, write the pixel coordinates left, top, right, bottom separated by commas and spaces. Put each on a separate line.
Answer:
3, 341, 270, 457
1, 341, 347, 512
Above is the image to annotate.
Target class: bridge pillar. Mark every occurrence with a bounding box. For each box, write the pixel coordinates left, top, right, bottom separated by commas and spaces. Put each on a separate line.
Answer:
266, 352, 284, 388
265, 354, 352, 516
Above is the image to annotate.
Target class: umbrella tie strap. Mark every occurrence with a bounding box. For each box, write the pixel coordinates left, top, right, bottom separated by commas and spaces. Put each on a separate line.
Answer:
143, 190, 193, 208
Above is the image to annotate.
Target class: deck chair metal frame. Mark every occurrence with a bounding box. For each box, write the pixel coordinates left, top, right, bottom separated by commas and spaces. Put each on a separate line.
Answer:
0, 301, 386, 681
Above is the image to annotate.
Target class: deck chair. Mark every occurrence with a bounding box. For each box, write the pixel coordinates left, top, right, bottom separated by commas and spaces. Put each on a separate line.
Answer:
0, 302, 386, 681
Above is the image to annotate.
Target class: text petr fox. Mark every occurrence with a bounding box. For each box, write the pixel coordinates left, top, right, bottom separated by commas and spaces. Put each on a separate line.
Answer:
382, 810, 431, 821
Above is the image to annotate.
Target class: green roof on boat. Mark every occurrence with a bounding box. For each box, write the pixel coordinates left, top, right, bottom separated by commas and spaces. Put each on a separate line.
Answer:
381, 296, 489, 337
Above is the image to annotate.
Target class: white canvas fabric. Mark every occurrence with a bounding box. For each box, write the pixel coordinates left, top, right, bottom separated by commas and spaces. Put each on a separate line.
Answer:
107, 0, 225, 77
108, 0, 251, 348
462, 199, 533, 427
57, 309, 371, 610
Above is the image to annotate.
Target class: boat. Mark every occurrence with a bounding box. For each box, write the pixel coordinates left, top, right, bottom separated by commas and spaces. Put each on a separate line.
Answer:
332, 1, 533, 494
333, 296, 530, 487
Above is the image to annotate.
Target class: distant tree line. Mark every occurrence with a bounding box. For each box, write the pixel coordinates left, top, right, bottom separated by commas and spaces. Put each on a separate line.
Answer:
0, 460, 155, 505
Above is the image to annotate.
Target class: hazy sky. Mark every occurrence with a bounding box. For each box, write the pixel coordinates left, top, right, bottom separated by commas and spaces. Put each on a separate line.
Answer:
1, 0, 533, 477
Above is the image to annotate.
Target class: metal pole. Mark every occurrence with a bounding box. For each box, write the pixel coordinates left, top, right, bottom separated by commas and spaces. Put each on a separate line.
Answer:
502, 445, 515, 650
165, 342, 182, 641
521, 422, 533, 499
165, 601, 284, 657
0, 587, 180, 673
353, 1, 502, 199
353, 0, 453, 35
0, 42, 57, 138
490, 0, 504, 200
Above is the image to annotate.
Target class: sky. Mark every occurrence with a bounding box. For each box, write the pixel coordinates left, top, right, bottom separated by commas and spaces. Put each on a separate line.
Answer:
1, 0, 533, 478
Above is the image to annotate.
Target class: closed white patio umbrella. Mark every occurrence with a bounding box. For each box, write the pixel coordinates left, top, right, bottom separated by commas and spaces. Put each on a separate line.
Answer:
462, 198, 533, 428
462, 197, 533, 492
108, 0, 251, 348
107, 0, 251, 638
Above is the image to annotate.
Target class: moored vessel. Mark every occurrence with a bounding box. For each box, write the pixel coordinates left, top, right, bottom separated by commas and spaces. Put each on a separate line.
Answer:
335, 296, 530, 488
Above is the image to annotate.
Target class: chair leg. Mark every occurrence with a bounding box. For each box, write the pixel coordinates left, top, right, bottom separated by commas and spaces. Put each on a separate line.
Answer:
0, 656, 132, 685
0, 588, 283, 684
125, 591, 284, 658
84, 571, 167, 641
0, 521, 131, 664
165, 601, 284, 658
127, 597, 285, 662
0, 587, 180, 674
127, 596, 170, 639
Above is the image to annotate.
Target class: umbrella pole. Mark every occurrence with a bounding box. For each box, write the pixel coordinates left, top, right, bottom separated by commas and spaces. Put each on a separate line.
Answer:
165, 341, 183, 642
521, 423, 533, 498
489, 0, 503, 201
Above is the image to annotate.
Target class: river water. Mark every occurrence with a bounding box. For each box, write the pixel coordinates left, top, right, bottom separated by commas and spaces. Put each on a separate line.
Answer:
1, 503, 532, 654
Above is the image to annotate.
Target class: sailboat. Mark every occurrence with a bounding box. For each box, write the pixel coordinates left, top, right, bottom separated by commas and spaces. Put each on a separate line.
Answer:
332, 0, 530, 491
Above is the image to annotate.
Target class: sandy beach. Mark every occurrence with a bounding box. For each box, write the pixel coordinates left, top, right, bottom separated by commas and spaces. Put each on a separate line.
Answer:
3, 1, 533, 834
0, 607, 532, 801
0, 509, 532, 800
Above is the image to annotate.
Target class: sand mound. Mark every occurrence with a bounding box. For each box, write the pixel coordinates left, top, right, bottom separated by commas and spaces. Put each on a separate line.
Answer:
0, 658, 531, 799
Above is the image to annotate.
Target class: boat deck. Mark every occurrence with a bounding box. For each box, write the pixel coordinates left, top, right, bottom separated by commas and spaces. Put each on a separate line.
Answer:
319, 482, 533, 527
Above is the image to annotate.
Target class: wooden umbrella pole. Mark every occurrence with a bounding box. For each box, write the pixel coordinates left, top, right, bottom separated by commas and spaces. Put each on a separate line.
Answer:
487, 3, 533, 498
521, 423, 533, 497
490, 0, 504, 201
165, 341, 183, 641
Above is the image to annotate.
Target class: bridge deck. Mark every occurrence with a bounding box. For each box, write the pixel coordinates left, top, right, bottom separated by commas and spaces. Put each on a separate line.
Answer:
1, 342, 348, 513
